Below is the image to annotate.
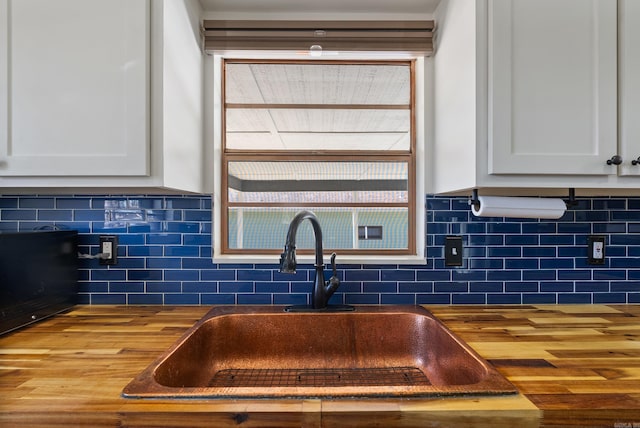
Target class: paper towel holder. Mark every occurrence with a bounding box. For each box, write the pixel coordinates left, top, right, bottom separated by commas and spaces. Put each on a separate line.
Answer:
469, 189, 481, 211
468, 188, 578, 210
565, 188, 578, 207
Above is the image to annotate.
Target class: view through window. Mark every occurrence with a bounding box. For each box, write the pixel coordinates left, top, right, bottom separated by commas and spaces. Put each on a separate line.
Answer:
221, 60, 416, 256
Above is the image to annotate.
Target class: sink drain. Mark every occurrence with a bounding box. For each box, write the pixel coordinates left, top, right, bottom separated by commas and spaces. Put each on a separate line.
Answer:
208, 367, 430, 388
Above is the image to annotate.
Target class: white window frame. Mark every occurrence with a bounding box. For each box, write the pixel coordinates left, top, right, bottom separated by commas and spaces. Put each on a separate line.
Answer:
209, 52, 426, 265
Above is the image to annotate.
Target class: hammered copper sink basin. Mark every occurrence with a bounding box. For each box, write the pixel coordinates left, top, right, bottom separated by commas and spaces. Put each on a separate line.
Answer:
123, 305, 517, 399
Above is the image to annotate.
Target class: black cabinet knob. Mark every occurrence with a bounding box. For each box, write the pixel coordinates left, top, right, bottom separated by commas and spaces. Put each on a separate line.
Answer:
607, 155, 623, 165
632, 156, 640, 166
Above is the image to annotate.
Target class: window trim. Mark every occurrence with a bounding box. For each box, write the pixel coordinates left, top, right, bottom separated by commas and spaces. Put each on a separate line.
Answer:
211, 53, 426, 265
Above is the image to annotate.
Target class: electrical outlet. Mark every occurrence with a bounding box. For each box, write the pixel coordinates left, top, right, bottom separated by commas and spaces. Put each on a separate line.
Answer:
445, 236, 463, 267
587, 235, 605, 265
99, 235, 118, 265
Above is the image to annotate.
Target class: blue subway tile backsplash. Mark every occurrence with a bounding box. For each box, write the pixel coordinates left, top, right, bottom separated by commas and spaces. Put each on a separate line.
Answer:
0, 194, 639, 305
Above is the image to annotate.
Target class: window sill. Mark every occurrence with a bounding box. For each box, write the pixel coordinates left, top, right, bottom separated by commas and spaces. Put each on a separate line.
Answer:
212, 254, 427, 266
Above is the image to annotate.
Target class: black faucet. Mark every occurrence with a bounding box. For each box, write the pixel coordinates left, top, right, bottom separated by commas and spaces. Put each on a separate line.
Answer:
279, 210, 341, 310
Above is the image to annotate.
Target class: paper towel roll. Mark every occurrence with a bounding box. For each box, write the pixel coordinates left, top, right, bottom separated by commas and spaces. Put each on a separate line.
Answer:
471, 196, 567, 219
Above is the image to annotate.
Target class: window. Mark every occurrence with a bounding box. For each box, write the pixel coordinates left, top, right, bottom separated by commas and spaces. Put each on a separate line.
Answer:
214, 57, 425, 263
358, 226, 383, 241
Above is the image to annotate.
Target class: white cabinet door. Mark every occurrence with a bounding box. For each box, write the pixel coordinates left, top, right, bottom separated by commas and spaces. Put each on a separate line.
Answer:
619, 0, 640, 177
0, 0, 149, 176
488, 0, 618, 175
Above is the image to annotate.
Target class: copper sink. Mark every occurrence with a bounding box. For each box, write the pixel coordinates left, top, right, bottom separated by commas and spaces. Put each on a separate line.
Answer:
122, 305, 516, 399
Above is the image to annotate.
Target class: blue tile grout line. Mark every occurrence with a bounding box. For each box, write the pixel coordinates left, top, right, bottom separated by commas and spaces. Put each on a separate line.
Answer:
0, 194, 639, 305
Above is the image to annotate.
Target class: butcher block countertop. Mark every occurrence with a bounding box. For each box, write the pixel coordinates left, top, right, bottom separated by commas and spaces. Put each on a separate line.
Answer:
1, 304, 640, 427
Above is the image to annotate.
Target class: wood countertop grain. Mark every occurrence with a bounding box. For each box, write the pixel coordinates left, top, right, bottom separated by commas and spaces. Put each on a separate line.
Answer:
1, 304, 639, 427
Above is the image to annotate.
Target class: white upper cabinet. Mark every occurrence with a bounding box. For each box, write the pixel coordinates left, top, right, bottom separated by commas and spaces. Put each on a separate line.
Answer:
0, 0, 204, 193
619, 0, 640, 177
488, 0, 618, 176
432, 0, 640, 195
0, 0, 149, 176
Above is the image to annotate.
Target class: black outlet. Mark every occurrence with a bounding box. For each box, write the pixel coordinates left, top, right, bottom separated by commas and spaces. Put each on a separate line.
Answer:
99, 235, 118, 265
587, 235, 605, 265
445, 236, 463, 267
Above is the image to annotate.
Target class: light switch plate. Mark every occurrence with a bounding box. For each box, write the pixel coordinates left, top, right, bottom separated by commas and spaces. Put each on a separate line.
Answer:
445, 236, 463, 267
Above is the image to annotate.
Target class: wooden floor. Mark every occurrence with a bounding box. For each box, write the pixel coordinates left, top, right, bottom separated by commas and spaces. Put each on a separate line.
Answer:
1, 304, 640, 427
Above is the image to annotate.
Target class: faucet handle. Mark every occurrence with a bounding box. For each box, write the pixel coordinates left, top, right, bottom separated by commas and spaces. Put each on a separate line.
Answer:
325, 252, 340, 299
330, 252, 337, 276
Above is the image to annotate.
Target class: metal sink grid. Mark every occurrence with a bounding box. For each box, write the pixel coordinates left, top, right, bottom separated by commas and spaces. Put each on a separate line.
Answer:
208, 367, 431, 388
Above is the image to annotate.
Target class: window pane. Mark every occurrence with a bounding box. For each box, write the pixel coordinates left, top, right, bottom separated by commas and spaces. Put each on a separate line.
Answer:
224, 61, 412, 152
226, 108, 410, 151
227, 207, 408, 250
227, 161, 409, 204
358, 225, 383, 240
225, 63, 410, 105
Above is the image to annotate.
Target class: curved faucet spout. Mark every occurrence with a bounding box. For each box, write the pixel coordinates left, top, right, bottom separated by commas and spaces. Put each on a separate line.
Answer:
280, 210, 325, 271
279, 210, 340, 309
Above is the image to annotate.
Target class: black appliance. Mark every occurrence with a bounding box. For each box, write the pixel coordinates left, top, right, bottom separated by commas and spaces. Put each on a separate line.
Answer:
0, 230, 78, 335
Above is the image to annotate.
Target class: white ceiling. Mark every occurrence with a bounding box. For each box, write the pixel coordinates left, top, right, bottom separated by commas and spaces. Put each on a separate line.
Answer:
225, 63, 410, 105
200, 0, 439, 18
225, 63, 412, 151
